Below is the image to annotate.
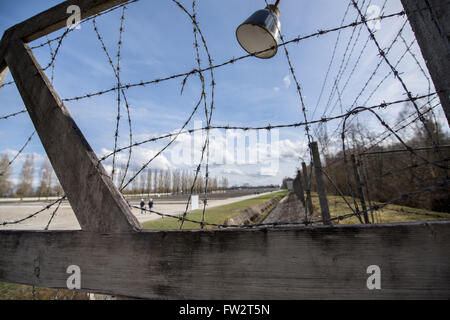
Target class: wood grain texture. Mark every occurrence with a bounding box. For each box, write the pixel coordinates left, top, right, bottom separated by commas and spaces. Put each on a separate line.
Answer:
1, 221, 449, 299
4, 40, 140, 233
7, 0, 129, 43
400, 0, 450, 126
0, 66, 8, 87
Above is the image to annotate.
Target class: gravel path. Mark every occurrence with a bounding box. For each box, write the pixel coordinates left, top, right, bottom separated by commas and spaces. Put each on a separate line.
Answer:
263, 193, 306, 225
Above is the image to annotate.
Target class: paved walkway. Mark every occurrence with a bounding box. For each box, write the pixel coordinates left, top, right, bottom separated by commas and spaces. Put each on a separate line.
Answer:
0, 192, 276, 230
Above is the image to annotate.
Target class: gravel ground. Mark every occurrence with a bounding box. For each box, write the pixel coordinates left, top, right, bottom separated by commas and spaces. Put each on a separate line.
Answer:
262, 193, 306, 225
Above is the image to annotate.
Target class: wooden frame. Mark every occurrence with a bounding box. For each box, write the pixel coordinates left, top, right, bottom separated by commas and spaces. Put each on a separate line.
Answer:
0, 0, 449, 299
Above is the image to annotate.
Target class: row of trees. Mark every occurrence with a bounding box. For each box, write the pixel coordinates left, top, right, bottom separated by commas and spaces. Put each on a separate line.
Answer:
312, 109, 450, 212
0, 154, 230, 197
0, 155, 63, 198
120, 167, 230, 195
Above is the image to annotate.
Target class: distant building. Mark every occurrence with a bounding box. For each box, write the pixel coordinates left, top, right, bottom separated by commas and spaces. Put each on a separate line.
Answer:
286, 178, 294, 191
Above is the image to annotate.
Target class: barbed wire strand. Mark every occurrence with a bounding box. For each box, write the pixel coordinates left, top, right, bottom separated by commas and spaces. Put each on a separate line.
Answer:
0, 131, 35, 177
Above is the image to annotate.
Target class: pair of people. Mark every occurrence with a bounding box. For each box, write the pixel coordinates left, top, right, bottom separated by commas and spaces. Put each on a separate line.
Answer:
139, 198, 154, 215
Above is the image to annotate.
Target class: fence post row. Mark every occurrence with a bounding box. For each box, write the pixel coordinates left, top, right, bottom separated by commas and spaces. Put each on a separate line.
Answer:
309, 142, 331, 225
351, 154, 370, 224
293, 169, 306, 207
301, 161, 314, 218
358, 155, 375, 223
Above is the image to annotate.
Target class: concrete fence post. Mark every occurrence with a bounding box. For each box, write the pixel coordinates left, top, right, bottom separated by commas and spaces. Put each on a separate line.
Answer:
351, 154, 370, 224
301, 162, 314, 218
310, 142, 331, 225
293, 169, 306, 206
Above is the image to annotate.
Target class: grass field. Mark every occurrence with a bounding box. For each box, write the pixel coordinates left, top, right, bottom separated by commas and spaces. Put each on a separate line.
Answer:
0, 281, 88, 300
312, 194, 450, 224
142, 190, 289, 230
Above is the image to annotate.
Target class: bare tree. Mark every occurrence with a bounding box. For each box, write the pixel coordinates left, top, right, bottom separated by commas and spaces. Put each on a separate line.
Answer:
153, 169, 159, 193
139, 171, 146, 194
37, 158, 53, 197
0, 154, 13, 196
16, 154, 35, 197
146, 168, 152, 195
51, 171, 64, 196
131, 167, 139, 194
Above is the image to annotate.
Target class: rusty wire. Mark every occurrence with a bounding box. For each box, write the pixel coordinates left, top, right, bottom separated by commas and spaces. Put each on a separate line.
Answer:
1, 0, 450, 230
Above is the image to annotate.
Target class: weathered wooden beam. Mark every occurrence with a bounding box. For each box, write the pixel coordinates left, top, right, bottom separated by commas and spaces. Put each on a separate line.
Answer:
0, 29, 14, 80
0, 221, 449, 299
5, 0, 130, 43
400, 0, 450, 126
4, 40, 140, 233
0, 67, 8, 87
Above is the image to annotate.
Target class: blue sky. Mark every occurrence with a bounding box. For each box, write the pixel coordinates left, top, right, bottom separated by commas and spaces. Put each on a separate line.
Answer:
0, 0, 446, 188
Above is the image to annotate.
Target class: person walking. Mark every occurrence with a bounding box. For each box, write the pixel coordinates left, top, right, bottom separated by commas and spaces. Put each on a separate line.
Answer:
148, 198, 154, 211
140, 199, 145, 215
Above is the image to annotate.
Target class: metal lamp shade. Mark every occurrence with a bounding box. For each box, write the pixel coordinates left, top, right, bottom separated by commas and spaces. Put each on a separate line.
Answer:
236, 6, 281, 59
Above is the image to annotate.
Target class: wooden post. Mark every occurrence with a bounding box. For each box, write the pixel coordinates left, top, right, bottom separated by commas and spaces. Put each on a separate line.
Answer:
0, 66, 8, 87
0, 222, 449, 299
351, 154, 370, 224
5, 40, 140, 233
301, 162, 314, 217
293, 169, 306, 206
1, 0, 450, 299
400, 0, 450, 126
359, 155, 375, 223
310, 142, 331, 225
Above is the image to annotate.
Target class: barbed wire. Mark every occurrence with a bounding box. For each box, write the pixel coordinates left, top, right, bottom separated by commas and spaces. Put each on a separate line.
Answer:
30, 0, 140, 50
364, 156, 450, 184
350, 0, 445, 169
321, 0, 371, 118
97, 92, 440, 164
92, 7, 134, 188
341, 105, 448, 171
1, 196, 66, 226
0, 131, 35, 177
0, 109, 27, 120
44, 196, 65, 230
324, 0, 389, 119
311, 0, 353, 120
325, 17, 409, 141
0, 80, 15, 90
134, 178, 449, 229
61, 7, 418, 103
1, 0, 449, 233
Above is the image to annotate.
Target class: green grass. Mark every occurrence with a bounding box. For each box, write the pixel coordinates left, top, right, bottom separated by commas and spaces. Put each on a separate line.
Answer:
142, 190, 289, 230
0, 281, 88, 300
312, 194, 450, 225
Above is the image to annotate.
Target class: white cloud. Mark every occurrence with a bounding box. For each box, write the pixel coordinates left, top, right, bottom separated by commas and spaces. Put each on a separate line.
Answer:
283, 75, 291, 88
